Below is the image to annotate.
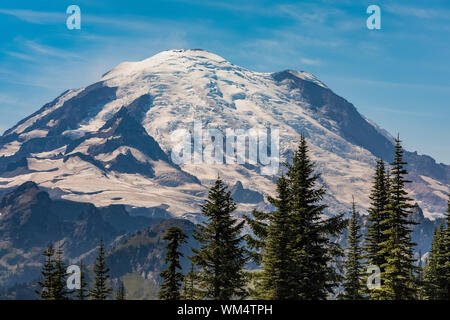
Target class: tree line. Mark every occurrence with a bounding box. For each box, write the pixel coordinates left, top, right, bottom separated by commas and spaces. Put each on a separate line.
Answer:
36, 240, 125, 300
158, 135, 450, 300
36, 135, 450, 300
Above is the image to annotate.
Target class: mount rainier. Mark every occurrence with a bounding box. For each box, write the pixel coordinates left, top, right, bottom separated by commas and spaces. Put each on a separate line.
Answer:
0, 49, 448, 220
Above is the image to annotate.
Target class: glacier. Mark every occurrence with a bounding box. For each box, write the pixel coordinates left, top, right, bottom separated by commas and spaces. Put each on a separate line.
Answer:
0, 49, 448, 220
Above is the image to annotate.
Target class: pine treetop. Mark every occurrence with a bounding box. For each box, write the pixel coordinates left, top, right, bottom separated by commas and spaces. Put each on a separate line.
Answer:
76, 261, 90, 300
341, 199, 364, 300
191, 176, 248, 300
36, 243, 71, 300
245, 136, 345, 300
364, 159, 390, 269
423, 226, 446, 299
53, 245, 70, 300
257, 175, 293, 299
378, 136, 418, 300
436, 194, 450, 298
36, 243, 57, 300
288, 136, 346, 299
90, 239, 112, 300
158, 226, 187, 300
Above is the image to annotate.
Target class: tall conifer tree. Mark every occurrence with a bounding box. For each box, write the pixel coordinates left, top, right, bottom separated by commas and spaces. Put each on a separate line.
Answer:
423, 227, 444, 299
423, 195, 450, 300
440, 194, 450, 298
191, 176, 248, 300
75, 261, 90, 300
378, 137, 417, 300
36, 243, 57, 300
246, 136, 345, 299
250, 176, 292, 299
243, 209, 270, 265
90, 240, 112, 300
364, 159, 390, 299
286, 135, 346, 299
364, 161, 389, 262
159, 227, 187, 300
53, 246, 70, 300
341, 199, 364, 300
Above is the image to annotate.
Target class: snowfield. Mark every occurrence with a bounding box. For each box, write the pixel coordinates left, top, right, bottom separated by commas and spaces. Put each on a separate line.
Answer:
0, 49, 448, 219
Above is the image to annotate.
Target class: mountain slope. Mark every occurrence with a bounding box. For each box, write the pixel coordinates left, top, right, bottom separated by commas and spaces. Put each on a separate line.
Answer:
0, 49, 448, 218
106, 218, 197, 284
0, 182, 159, 288
0, 182, 440, 296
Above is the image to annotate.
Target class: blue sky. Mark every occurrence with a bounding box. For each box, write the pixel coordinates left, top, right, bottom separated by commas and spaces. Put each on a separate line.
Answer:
0, 0, 449, 164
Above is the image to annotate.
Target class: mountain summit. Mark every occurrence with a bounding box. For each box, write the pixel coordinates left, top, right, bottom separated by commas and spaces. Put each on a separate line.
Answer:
0, 49, 448, 218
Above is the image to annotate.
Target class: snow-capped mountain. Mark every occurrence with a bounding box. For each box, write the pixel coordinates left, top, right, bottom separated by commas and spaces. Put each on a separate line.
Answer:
0, 49, 448, 219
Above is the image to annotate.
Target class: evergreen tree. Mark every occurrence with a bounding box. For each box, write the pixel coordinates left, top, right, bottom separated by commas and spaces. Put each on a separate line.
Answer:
260, 175, 292, 299
191, 176, 248, 300
364, 159, 390, 299
53, 246, 70, 299
378, 136, 417, 300
285, 135, 346, 299
36, 243, 57, 300
245, 176, 292, 299
90, 240, 112, 300
115, 281, 126, 300
159, 227, 187, 300
439, 194, 450, 299
243, 209, 270, 265
423, 194, 450, 300
341, 199, 364, 300
75, 261, 90, 300
181, 263, 200, 300
246, 135, 346, 300
423, 227, 444, 299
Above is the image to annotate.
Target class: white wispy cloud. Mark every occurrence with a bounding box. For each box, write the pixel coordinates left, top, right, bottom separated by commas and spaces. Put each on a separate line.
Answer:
169, 0, 277, 16
22, 40, 82, 60
6, 51, 35, 61
0, 7, 154, 32
300, 58, 321, 66
325, 74, 450, 92
0, 7, 217, 39
385, 4, 450, 19
0, 8, 64, 23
